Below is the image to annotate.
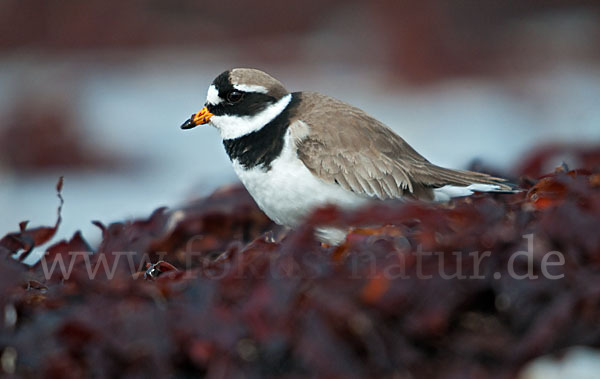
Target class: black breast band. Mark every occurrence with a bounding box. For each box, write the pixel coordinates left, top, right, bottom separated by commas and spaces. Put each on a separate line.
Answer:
223, 93, 300, 170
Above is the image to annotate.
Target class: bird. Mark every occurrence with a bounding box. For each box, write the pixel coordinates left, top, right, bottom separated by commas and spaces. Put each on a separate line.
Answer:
181, 68, 517, 244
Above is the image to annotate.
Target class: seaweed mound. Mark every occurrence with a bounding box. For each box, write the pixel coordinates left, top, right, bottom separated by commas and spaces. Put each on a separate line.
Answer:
1, 146, 600, 378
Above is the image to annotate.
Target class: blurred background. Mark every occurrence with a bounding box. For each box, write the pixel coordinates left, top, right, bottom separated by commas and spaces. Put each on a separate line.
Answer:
1, 0, 599, 247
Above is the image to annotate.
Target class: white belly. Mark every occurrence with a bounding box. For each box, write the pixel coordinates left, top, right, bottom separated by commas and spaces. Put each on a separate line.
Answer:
231, 132, 367, 227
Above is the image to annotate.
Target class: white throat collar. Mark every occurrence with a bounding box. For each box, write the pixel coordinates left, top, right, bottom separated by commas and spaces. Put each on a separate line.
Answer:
211, 94, 292, 140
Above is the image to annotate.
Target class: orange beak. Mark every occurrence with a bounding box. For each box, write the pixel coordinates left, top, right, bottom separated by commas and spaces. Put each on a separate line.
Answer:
181, 106, 213, 129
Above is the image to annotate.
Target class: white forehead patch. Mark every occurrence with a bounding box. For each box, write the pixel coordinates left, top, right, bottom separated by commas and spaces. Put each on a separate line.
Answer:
233, 84, 268, 94
210, 94, 292, 140
206, 84, 222, 105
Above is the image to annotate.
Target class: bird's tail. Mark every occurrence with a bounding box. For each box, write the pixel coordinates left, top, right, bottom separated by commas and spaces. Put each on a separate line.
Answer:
428, 166, 520, 202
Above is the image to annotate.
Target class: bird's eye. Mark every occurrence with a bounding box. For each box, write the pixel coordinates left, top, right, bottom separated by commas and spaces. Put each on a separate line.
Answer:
226, 91, 243, 103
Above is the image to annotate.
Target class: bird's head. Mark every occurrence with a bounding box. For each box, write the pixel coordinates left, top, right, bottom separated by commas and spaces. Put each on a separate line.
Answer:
181, 68, 291, 140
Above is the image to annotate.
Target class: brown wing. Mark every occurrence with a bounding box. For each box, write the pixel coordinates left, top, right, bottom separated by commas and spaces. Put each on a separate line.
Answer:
293, 92, 513, 201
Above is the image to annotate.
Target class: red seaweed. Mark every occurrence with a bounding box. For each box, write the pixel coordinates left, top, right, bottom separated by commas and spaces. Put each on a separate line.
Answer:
1, 147, 600, 378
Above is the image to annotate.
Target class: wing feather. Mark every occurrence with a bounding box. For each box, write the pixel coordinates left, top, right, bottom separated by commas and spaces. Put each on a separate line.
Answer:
293, 92, 514, 201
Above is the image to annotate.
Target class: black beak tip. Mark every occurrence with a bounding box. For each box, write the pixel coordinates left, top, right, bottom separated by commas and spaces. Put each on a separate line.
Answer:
180, 119, 196, 130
